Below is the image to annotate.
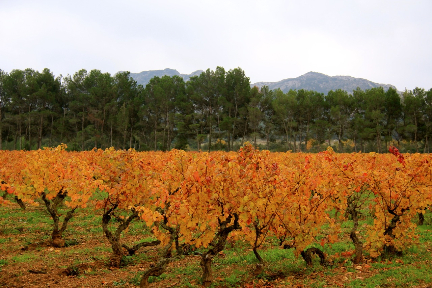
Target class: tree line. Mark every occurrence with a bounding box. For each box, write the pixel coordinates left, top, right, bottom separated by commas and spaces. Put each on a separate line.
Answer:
0, 67, 431, 152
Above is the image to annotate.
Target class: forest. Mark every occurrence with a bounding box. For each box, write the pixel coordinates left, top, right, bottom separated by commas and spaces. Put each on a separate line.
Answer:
0, 67, 431, 153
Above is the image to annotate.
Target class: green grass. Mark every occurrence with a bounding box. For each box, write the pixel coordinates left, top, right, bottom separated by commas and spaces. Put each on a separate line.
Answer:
171, 263, 201, 276
218, 269, 246, 287
127, 271, 169, 286
11, 253, 38, 263
0, 259, 7, 272
112, 279, 128, 286
346, 222, 432, 288
180, 216, 431, 287
349, 265, 432, 287
127, 271, 144, 286
0, 202, 431, 287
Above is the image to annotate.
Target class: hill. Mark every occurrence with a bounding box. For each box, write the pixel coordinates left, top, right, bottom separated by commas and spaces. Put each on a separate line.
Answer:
128, 68, 203, 86
128, 69, 397, 94
252, 71, 396, 94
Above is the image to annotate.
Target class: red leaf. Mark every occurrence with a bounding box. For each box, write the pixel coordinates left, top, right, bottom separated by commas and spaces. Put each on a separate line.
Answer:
320, 238, 325, 247
193, 171, 201, 183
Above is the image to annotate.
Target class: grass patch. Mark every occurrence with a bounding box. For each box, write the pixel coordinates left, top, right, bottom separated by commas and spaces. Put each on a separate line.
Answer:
0, 204, 431, 288
11, 253, 38, 263
349, 265, 432, 287
218, 269, 246, 286
0, 259, 8, 267
127, 271, 168, 286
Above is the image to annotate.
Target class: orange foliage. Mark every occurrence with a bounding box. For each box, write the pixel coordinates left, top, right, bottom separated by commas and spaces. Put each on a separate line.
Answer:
1, 144, 431, 260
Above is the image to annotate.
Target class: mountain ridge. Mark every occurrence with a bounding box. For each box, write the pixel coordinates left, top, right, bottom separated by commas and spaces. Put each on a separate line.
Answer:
252, 71, 397, 94
129, 68, 203, 86
128, 69, 397, 94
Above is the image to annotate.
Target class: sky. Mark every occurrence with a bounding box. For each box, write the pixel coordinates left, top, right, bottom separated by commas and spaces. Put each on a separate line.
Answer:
1, 0, 431, 91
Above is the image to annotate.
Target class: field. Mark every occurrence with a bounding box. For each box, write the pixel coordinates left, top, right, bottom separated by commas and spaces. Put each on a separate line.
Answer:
0, 204, 431, 288
1, 145, 432, 287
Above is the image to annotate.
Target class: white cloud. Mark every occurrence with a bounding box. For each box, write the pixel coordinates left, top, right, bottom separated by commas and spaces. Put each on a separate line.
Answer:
0, 0, 431, 90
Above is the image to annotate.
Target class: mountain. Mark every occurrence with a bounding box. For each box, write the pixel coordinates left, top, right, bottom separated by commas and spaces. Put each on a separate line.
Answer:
252, 72, 397, 94
129, 68, 203, 86
128, 69, 397, 94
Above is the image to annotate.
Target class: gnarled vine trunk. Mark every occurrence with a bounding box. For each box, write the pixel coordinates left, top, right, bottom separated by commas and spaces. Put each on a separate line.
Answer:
383, 211, 404, 255
418, 212, 425, 226
122, 240, 160, 256
200, 213, 240, 287
41, 189, 77, 247
140, 213, 179, 288
1, 181, 26, 210
101, 205, 139, 267
346, 195, 363, 264
301, 247, 327, 266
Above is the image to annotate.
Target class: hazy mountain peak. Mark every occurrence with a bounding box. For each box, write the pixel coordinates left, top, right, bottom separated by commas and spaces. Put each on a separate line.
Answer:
253, 71, 396, 94
128, 69, 397, 94
302, 71, 327, 77
129, 69, 203, 86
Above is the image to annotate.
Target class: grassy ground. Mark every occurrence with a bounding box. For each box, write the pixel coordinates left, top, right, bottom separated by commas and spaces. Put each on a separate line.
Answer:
0, 202, 431, 288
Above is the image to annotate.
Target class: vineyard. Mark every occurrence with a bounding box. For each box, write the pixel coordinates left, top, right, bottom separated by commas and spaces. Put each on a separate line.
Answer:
1, 144, 432, 287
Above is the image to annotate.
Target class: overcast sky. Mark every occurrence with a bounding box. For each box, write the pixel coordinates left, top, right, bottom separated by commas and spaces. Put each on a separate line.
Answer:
1, 0, 431, 91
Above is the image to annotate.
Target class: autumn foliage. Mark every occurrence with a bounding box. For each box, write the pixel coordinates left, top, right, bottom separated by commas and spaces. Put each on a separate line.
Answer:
1, 143, 431, 285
